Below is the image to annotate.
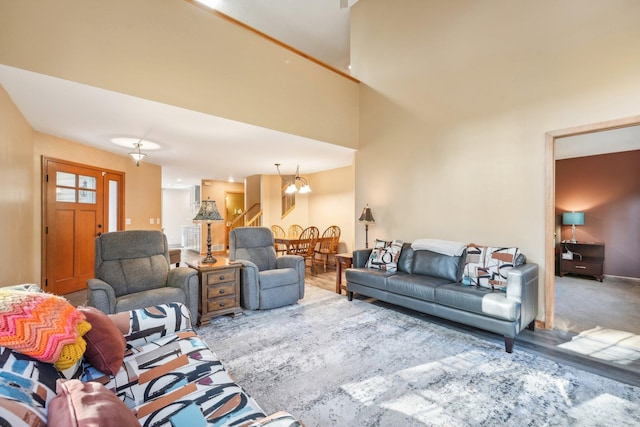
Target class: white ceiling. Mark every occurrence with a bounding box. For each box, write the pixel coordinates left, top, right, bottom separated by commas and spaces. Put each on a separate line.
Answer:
2, 0, 639, 189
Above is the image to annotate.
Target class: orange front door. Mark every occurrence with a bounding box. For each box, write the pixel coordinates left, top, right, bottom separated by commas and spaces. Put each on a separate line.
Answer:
43, 159, 105, 295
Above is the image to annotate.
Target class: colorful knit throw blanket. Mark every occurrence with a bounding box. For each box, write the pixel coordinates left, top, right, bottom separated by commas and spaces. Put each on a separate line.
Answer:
0, 289, 90, 369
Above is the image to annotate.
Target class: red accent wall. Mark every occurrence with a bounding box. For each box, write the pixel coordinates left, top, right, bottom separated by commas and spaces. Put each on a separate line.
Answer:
556, 150, 640, 279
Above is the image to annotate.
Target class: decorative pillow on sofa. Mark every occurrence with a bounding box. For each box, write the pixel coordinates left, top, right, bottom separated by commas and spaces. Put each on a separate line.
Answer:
366, 239, 403, 272
463, 245, 519, 291
48, 379, 141, 427
77, 306, 126, 375
0, 289, 90, 370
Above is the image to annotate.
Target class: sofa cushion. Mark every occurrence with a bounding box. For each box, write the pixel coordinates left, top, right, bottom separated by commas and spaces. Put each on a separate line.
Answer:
80, 330, 267, 426
366, 239, 403, 272
48, 379, 141, 427
345, 268, 391, 291
386, 273, 452, 302
411, 250, 464, 282
259, 268, 299, 290
115, 287, 186, 314
396, 243, 414, 274
77, 306, 126, 376
435, 283, 521, 321
0, 348, 60, 427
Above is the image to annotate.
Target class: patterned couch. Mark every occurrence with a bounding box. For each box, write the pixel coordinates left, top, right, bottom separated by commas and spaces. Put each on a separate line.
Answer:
0, 286, 300, 427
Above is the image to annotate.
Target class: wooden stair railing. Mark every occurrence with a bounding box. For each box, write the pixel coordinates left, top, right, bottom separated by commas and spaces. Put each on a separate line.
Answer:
229, 203, 263, 231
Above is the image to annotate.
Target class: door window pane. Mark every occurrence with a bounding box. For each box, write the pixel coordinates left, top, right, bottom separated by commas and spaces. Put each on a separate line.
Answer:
78, 189, 96, 204
56, 187, 76, 202
56, 171, 76, 187
79, 175, 96, 190
108, 180, 119, 232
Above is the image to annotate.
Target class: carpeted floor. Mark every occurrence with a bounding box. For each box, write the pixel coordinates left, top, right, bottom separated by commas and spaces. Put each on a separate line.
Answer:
197, 286, 640, 427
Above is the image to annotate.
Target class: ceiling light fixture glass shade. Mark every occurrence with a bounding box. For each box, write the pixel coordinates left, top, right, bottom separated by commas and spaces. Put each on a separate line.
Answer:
275, 163, 312, 194
129, 142, 147, 167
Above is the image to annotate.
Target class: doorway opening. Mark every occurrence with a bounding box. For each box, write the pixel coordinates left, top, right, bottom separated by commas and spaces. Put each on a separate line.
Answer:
543, 116, 640, 371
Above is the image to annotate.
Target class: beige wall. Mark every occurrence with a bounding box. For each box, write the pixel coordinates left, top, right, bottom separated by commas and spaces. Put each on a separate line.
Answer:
0, 85, 36, 284
351, 0, 640, 322
200, 179, 244, 253
34, 133, 163, 233
308, 166, 355, 253
0, 0, 359, 149
0, 85, 163, 286
261, 166, 355, 253
262, 175, 310, 231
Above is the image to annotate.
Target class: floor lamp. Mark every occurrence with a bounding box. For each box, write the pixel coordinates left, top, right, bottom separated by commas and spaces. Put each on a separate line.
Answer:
193, 198, 223, 264
358, 204, 375, 248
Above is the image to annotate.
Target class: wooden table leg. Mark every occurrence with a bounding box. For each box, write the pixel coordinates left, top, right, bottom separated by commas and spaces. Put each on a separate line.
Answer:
336, 260, 343, 294
335, 254, 352, 294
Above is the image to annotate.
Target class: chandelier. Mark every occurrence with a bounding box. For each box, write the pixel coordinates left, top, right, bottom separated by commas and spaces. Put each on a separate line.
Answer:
275, 163, 311, 194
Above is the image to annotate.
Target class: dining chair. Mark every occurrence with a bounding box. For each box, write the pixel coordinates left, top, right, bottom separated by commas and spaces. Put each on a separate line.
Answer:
314, 225, 341, 272
287, 224, 303, 238
290, 226, 319, 274
271, 224, 287, 256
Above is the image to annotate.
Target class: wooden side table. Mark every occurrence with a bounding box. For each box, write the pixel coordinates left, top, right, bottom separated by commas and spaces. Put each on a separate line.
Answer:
187, 260, 242, 326
559, 242, 605, 282
335, 253, 353, 294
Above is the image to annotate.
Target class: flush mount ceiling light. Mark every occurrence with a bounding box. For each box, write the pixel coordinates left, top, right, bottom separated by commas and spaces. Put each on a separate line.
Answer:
275, 163, 311, 194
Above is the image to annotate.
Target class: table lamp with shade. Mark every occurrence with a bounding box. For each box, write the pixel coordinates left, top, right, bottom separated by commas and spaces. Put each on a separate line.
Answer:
562, 211, 584, 243
193, 198, 224, 264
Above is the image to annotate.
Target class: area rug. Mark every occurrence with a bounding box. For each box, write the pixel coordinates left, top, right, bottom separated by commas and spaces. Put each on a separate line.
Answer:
197, 286, 640, 426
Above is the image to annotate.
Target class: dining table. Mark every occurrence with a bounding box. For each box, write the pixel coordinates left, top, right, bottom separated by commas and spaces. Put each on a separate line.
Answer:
274, 236, 331, 254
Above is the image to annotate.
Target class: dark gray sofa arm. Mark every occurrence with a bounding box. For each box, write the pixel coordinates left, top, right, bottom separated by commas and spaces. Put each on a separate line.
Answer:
506, 263, 539, 331
352, 249, 373, 268
234, 259, 261, 310
87, 278, 117, 313
167, 267, 199, 320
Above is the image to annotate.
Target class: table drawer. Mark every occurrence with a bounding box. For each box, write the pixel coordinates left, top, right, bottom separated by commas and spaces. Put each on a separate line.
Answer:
205, 268, 236, 285
207, 295, 237, 312
207, 283, 235, 299
561, 260, 602, 276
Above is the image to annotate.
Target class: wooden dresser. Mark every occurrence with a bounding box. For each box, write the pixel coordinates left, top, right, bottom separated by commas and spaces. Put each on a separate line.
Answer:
187, 260, 242, 326
559, 242, 605, 282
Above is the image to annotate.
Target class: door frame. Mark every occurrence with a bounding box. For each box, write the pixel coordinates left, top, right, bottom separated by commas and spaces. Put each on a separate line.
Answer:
543, 114, 640, 329
41, 157, 125, 292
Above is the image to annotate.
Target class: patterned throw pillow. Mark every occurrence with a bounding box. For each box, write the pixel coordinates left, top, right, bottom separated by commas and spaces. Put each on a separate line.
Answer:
0, 289, 89, 369
366, 239, 404, 273
463, 246, 520, 291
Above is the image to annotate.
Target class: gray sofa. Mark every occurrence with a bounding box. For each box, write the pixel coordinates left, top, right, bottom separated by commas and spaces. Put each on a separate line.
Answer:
346, 244, 538, 352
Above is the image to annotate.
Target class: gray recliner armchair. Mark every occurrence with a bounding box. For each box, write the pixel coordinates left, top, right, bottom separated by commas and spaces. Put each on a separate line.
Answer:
229, 227, 305, 310
87, 230, 199, 317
